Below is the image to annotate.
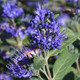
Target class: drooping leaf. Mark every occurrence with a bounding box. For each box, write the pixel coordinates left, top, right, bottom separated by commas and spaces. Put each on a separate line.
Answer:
6, 39, 17, 45
53, 48, 78, 80
33, 57, 46, 70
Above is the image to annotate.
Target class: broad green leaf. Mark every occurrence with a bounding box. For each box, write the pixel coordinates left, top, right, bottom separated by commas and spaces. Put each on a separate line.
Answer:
53, 48, 78, 80
48, 33, 80, 57
33, 57, 46, 70
6, 39, 17, 45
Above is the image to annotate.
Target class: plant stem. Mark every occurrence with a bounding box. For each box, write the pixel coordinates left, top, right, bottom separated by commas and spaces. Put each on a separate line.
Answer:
46, 60, 52, 80
16, 36, 22, 48
40, 68, 49, 80
44, 50, 52, 80
37, 71, 44, 80
38, 75, 43, 80
76, 59, 80, 72
12, 19, 16, 27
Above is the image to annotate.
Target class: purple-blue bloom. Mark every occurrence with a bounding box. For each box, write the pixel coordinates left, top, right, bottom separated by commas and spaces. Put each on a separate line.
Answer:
8, 47, 33, 78
57, 14, 70, 26
0, 74, 13, 80
2, 2, 24, 19
76, 7, 80, 14
0, 23, 26, 39
26, 0, 48, 8
66, 0, 78, 2
8, 62, 32, 78
0, 0, 1, 2
66, 0, 73, 2
25, 6, 65, 50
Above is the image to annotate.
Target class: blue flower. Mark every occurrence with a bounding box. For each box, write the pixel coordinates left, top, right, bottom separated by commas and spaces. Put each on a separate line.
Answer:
66, 0, 78, 5
66, 0, 73, 2
76, 7, 80, 14
26, 6, 65, 50
66, 0, 78, 2
2, 2, 24, 19
0, 74, 13, 80
0, 0, 2, 2
8, 48, 33, 78
0, 23, 26, 39
8, 62, 32, 78
26, 0, 48, 8
57, 14, 69, 26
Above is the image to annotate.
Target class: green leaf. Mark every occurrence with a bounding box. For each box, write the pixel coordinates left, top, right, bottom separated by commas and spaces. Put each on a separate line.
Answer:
54, 14, 59, 19
66, 28, 75, 37
48, 33, 80, 57
6, 39, 17, 45
33, 57, 46, 70
53, 48, 78, 80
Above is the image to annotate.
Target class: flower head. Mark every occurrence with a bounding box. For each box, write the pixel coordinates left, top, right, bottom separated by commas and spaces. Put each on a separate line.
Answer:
7, 47, 38, 78
0, 23, 26, 39
2, 2, 24, 19
8, 62, 32, 78
26, 6, 65, 50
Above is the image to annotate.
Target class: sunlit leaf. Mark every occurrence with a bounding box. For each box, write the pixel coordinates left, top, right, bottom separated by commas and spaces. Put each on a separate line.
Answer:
53, 48, 78, 80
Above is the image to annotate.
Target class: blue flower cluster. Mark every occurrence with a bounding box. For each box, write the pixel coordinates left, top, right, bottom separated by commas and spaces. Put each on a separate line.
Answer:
76, 7, 80, 14
57, 14, 69, 26
26, 0, 48, 8
0, 23, 26, 39
8, 47, 34, 78
0, 74, 13, 80
26, 6, 65, 50
2, 2, 24, 19
66, 0, 78, 2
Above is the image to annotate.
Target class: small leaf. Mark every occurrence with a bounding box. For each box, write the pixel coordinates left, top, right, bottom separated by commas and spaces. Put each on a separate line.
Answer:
33, 57, 46, 70
54, 14, 59, 19
53, 48, 78, 80
6, 39, 17, 45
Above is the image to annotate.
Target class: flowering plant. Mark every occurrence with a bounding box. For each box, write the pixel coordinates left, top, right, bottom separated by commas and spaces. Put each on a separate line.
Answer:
0, 0, 80, 80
